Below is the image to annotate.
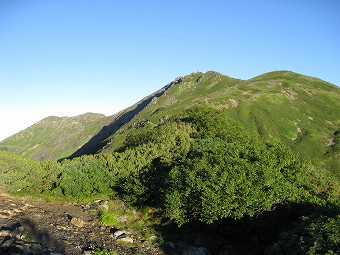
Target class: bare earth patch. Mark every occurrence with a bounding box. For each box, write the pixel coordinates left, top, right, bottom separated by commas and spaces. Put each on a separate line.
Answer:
0, 191, 163, 255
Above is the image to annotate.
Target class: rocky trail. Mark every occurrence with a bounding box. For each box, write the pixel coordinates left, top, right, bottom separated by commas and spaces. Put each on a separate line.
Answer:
0, 191, 163, 255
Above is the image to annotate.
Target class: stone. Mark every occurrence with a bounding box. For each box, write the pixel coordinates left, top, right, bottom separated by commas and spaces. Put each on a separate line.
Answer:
116, 236, 133, 243
112, 229, 133, 243
113, 230, 127, 238
182, 246, 211, 255
70, 217, 85, 228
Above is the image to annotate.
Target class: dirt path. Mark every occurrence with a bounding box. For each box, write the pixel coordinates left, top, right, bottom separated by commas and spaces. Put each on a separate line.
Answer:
0, 192, 163, 255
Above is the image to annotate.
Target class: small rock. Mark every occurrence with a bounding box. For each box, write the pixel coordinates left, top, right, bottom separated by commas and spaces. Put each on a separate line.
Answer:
117, 236, 133, 243
70, 217, 85, 228
113, 230, 127, 238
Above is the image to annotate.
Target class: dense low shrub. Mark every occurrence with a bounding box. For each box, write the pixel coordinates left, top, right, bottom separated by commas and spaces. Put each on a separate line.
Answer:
267, 214, 340, 255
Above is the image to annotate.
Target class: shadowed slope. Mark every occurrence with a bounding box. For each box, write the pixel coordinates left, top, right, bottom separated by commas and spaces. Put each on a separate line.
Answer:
69, 77, 184, 157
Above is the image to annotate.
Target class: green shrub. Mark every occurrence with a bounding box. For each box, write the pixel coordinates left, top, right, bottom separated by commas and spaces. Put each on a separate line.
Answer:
57, 155, 113, 199
165, 138, 308, 226
267, 214, 340, 255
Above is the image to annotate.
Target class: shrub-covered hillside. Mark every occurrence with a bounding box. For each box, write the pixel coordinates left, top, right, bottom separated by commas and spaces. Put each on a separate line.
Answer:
77, 71, 340, 178
2, 71, 339, 178
1, 105, 339, 254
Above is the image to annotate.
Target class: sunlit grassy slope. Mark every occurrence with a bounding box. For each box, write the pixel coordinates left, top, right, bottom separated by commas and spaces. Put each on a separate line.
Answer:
0, 113, 111, 160
1, 71, 339, 176
102, 71, 340, 176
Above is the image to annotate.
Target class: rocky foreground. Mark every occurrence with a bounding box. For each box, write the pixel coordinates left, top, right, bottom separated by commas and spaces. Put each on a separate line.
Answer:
0, 192, 164, 255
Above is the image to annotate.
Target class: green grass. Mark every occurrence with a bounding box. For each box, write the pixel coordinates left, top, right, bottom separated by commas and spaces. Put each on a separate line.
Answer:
0, 113, 109, 160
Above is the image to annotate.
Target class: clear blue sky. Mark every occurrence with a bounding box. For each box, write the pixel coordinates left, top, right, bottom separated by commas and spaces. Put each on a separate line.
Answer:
0, 0, 339, 140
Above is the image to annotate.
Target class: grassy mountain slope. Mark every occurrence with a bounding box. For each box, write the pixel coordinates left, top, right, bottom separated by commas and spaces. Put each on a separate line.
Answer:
87, 70, 339, 176
1, 71, 339, 255
0, 112, 111, 160
1, 71, 338, 175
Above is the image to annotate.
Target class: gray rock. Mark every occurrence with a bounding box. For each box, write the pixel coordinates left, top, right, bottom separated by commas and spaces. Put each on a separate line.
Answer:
113, 230, 129, 238
113, 230, 133, 243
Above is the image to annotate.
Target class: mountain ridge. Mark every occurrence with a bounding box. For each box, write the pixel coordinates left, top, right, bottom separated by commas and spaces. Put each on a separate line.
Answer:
1, 70, 339, 176
0, 112, 111, 160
